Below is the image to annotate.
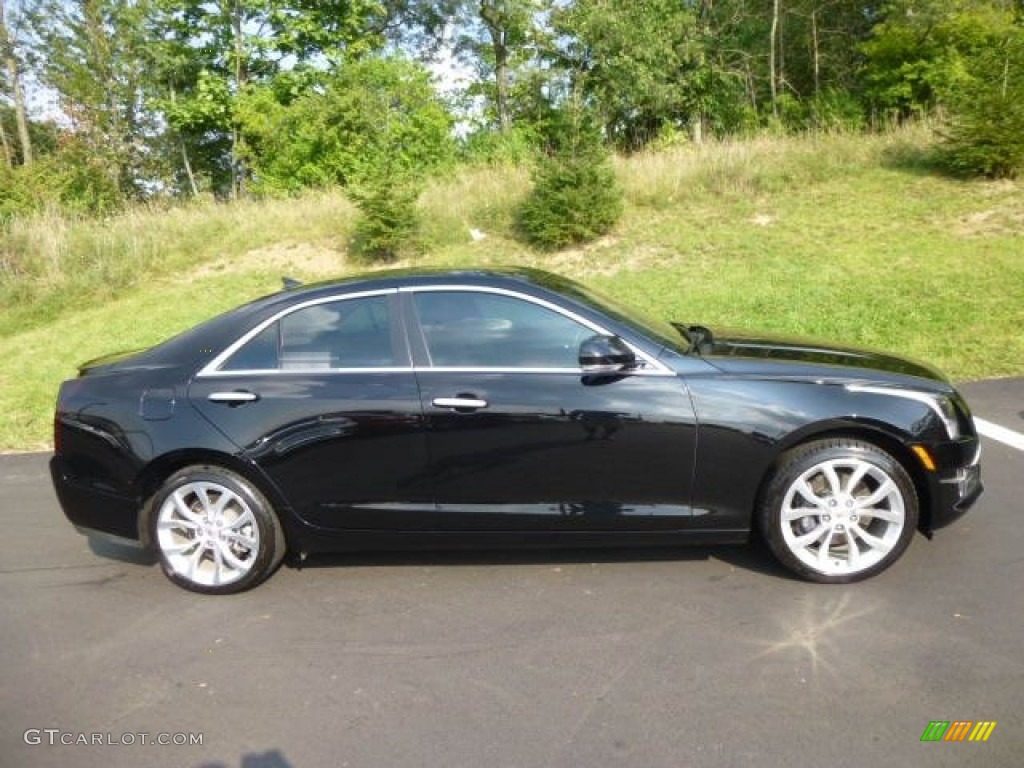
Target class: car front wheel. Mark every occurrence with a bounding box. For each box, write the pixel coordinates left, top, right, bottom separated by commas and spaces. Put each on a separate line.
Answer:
760, 438, 918, 583
150, 466, 286, 594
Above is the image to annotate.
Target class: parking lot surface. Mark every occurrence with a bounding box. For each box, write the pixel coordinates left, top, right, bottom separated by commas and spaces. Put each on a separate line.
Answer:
2, 379, 1022, 768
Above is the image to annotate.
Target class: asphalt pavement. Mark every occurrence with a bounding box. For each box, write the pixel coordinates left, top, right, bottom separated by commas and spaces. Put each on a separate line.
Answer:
1, 379, 1022, 768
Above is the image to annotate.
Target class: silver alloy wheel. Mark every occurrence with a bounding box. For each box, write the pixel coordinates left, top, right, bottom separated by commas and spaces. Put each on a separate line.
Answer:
155, 481, 261, 587
779, 457, 906, 576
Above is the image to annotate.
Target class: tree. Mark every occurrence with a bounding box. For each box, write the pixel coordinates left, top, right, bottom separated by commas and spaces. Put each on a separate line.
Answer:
472, 0, 539, 132
0, 0, 33, 166
238, 57, 454, 193
941, 18, 1024, 177
148, 0, 384, 198
36, 0, 156, 197
860, 0, 1021, 120
519, 102, 622, 248
377, 1, 553, 136
235, 56, 455, 260
552, 0, 713, 150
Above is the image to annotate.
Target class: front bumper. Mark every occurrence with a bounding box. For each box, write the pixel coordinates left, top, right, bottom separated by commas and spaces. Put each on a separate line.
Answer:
922, 437, 983, 532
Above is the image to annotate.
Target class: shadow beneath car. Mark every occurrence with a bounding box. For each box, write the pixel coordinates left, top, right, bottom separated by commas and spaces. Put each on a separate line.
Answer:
710, 538, 794, 580
79, 531, 794, 583
289, 540, 794, 581
197, 749, 294, 768
87, 535, 158, 566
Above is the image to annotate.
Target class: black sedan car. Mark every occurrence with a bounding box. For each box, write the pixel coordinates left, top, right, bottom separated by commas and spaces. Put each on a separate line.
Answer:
51, 268, 982, 593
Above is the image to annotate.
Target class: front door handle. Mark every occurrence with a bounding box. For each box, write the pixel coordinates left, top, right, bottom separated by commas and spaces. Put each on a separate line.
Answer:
432, 396, 488, 412
208, 391, 259, 405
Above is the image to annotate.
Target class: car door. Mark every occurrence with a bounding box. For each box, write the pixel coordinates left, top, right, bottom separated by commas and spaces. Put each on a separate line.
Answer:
405, 287, 698, 531
188, 290, 434, 530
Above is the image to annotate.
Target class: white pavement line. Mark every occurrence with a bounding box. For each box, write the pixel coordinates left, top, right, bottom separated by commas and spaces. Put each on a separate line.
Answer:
974, 418, 1024, 452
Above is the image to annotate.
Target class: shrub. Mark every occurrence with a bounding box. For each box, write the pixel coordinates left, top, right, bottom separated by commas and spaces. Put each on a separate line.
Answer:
460, 125, 539, 166
347, 173, 422, 264
0, 143, 122, 222
518, 107, 623, 249
239, 57, 455, 196
940, 33, 1024, 179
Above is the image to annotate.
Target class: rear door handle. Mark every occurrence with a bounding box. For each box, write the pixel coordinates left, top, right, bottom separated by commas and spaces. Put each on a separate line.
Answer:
432, 397, 488, 411
208, 391, 259, 405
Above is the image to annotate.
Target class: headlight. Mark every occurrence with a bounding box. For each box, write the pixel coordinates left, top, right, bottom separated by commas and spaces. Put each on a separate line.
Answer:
845, 385, 961, 440
934, 395, 961, 440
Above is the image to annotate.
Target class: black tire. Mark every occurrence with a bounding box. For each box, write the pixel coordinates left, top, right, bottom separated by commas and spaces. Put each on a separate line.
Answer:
149, 465, 286, 594
759, 438, 918, 583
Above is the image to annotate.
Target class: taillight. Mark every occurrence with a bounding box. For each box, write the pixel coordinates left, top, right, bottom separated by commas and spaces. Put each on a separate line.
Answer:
53, 414, 61, 455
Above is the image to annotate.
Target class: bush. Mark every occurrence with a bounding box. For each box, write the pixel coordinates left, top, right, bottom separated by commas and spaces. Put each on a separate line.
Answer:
347, 173, 422, 264
940, 33, 1024, 179
518, 108, 623, 249
0, 143, 122, 222
460, 125, 539, 166
239, 57, 455, 196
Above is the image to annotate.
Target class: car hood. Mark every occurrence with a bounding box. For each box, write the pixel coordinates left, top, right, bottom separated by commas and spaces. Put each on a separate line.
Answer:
685, 325, 950, 388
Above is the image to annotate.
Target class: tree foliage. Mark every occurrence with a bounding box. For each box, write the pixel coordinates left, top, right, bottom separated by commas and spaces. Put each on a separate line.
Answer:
940, 24, 1024, 177
860, 1, 1021, 118
239, 57, 454, 195
552, 0, 705, 150
36, 0, 156, 198
4, 0, 1024, 225
519, 104, 622, 249
234, 56, 454, 260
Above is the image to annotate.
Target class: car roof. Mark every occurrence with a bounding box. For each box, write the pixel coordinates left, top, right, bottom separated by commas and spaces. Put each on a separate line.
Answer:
275, 266, 567, 303
123, 267, 592, 372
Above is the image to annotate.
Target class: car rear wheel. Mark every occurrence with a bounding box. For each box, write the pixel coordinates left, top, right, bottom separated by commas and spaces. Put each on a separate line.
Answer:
759, 439, 918, 583
151, 466, 286, 594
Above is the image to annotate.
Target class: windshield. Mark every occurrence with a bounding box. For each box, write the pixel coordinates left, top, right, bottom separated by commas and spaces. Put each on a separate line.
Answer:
529, 271, 690, 354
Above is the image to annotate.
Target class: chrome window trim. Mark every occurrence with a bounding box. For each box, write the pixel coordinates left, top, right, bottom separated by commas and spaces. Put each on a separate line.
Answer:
200, 367, 416, 377
197, 283, 674, 377
401, 284, 672, 374
197, 289, 400, 377
416, 366, 672, 377
201, 366, 673, 377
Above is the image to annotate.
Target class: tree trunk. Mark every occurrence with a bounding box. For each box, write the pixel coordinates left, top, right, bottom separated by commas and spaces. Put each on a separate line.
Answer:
770, 0, 780, 117
231, 0, 247, 198
778, 0, 786, 98
480, 2, 510, 133
0, 118, 12, 169
1001, 44, 1010, 99
693, 1, 710, 145
812, 8, 820, 99
745, 58, 758, 113
81, 1, 120, 189
182, 140, 199, 197
169, 87, 200, 196
0, 0, 32, 165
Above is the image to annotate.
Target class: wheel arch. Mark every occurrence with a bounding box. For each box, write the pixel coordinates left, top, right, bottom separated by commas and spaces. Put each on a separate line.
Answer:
133, 450, 294, 550
758, 420, 933, 533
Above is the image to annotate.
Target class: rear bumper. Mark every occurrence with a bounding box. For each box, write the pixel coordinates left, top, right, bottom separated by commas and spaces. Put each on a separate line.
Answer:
50, 456, 140, 541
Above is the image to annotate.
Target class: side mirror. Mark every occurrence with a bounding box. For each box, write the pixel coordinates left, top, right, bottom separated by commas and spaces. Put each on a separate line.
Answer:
578, 335, 636, 373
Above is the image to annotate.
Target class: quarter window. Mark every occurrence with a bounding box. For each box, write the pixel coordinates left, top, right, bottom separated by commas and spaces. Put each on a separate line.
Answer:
220, 295, 397, 371
413, 291, 591, 368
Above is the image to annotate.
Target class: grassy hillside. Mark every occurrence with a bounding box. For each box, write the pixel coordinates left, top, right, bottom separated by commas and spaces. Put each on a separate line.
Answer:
1, 128, 1022, 450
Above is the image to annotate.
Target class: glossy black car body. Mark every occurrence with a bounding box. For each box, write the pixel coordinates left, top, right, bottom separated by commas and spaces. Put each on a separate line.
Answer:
51, 268, 982, 592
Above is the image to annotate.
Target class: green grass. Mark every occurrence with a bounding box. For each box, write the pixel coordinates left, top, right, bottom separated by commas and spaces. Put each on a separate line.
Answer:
1, 127, 1022, 450
0, 193, 357, 338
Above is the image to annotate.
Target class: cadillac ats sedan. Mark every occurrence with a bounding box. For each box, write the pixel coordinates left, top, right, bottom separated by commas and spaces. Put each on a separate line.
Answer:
50, 268, 983, 593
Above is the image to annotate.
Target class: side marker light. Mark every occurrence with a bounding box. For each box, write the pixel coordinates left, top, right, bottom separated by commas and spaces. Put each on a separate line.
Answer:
912, 445, 937, 472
